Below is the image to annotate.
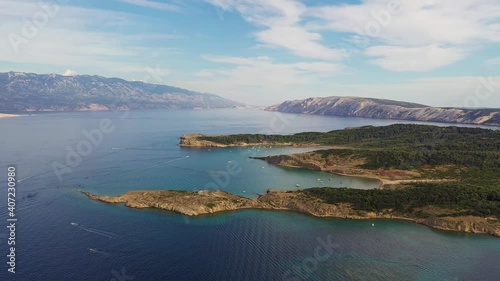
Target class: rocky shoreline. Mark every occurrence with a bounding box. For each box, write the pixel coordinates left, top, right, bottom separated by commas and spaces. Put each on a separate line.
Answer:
0, 113, 20, 118
82, 189, 500, 237
251, 153, 458, 190
179, 134, 299, 148
265, 96, 500, 127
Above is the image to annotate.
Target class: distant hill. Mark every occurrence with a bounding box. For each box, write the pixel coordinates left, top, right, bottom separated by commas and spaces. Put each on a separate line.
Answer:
0, 72, 244, 112
266, 96, 500, 127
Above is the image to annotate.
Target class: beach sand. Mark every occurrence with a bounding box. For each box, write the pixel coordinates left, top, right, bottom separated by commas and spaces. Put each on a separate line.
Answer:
0, 113, 20, 118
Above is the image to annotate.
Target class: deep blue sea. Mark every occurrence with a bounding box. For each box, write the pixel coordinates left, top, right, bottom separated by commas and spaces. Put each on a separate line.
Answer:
0, 109, 499, 281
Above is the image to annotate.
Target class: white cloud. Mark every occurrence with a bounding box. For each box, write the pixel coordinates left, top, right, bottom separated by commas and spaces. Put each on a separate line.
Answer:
310, 0, 500, 46
205, 0, 345, 60
306, 0, 500, 71
201, 55, 343, 76
0, 0, 178, 78
63, 69, 78, 76
206, 0, 500, 71
335, 76, 500, 108
182, 69, 500, 107
182, 55, 344, 104
364, 45, 466, 71
194, 70, 215, 78
116, 0, 179, 11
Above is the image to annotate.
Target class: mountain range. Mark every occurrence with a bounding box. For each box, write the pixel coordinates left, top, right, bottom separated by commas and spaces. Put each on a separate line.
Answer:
2, 72, 499, 127
266, 96, 500, 127
0, 72, 243, 112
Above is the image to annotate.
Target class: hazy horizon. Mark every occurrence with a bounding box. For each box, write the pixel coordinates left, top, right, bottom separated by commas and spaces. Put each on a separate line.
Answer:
1, 0, 499, 107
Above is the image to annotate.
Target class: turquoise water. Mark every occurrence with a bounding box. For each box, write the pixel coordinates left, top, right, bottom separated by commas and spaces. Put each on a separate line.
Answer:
0, 109, 499, 281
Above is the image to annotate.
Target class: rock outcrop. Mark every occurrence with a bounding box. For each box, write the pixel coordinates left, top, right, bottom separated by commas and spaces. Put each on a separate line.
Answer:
83, 190, 500, 237
266, 96, 500, 126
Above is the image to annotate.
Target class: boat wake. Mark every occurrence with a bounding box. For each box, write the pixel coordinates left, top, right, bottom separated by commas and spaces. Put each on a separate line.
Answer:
71, 222, 118, 239
142, 155, 190, 169
88, 248, 111, 256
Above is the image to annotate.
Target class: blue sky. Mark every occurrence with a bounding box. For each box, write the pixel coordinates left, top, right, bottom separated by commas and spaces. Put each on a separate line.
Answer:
1, 0, 499, 106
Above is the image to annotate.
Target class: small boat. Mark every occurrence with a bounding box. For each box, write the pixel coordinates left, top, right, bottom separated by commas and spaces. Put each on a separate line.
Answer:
295, 184, 300, 187
71, 222, 78, 226
371, 223, 375, 227
262, 167, 265, 169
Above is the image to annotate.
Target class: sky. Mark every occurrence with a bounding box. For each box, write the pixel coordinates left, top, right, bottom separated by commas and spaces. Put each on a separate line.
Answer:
0, 0, 499, 107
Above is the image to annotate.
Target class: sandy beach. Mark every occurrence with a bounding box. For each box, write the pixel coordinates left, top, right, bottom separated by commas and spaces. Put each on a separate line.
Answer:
0, 113, 20, 118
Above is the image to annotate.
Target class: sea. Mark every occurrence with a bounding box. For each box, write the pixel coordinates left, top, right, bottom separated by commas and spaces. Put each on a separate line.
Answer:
0, 109, 499, 281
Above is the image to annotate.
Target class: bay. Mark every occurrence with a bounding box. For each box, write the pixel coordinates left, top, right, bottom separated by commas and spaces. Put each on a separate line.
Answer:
0, 109, 498, 281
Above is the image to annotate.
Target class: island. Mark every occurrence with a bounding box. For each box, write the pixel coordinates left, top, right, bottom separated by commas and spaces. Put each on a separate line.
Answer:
83, 188, 500, 237
265, 96, 500, 127
86, 124, 500, 237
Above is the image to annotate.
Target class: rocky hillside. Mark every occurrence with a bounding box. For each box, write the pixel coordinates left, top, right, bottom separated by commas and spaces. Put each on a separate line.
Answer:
0, 71, 244, 111
266, 96, 500, 126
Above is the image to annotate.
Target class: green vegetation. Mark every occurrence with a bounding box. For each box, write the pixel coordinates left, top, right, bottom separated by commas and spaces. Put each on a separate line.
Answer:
315, 148, 500, 171
203, 124, 500, 170
203, 124, 500, 218
202, 124, 499, 149
204, 202, 216, 209
303, 183, 500, 217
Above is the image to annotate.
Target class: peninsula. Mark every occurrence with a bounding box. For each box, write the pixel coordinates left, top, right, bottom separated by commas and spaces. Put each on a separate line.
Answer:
265, 96, 500, 127
87, 124, 500, 237
83, 188, 500, 237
